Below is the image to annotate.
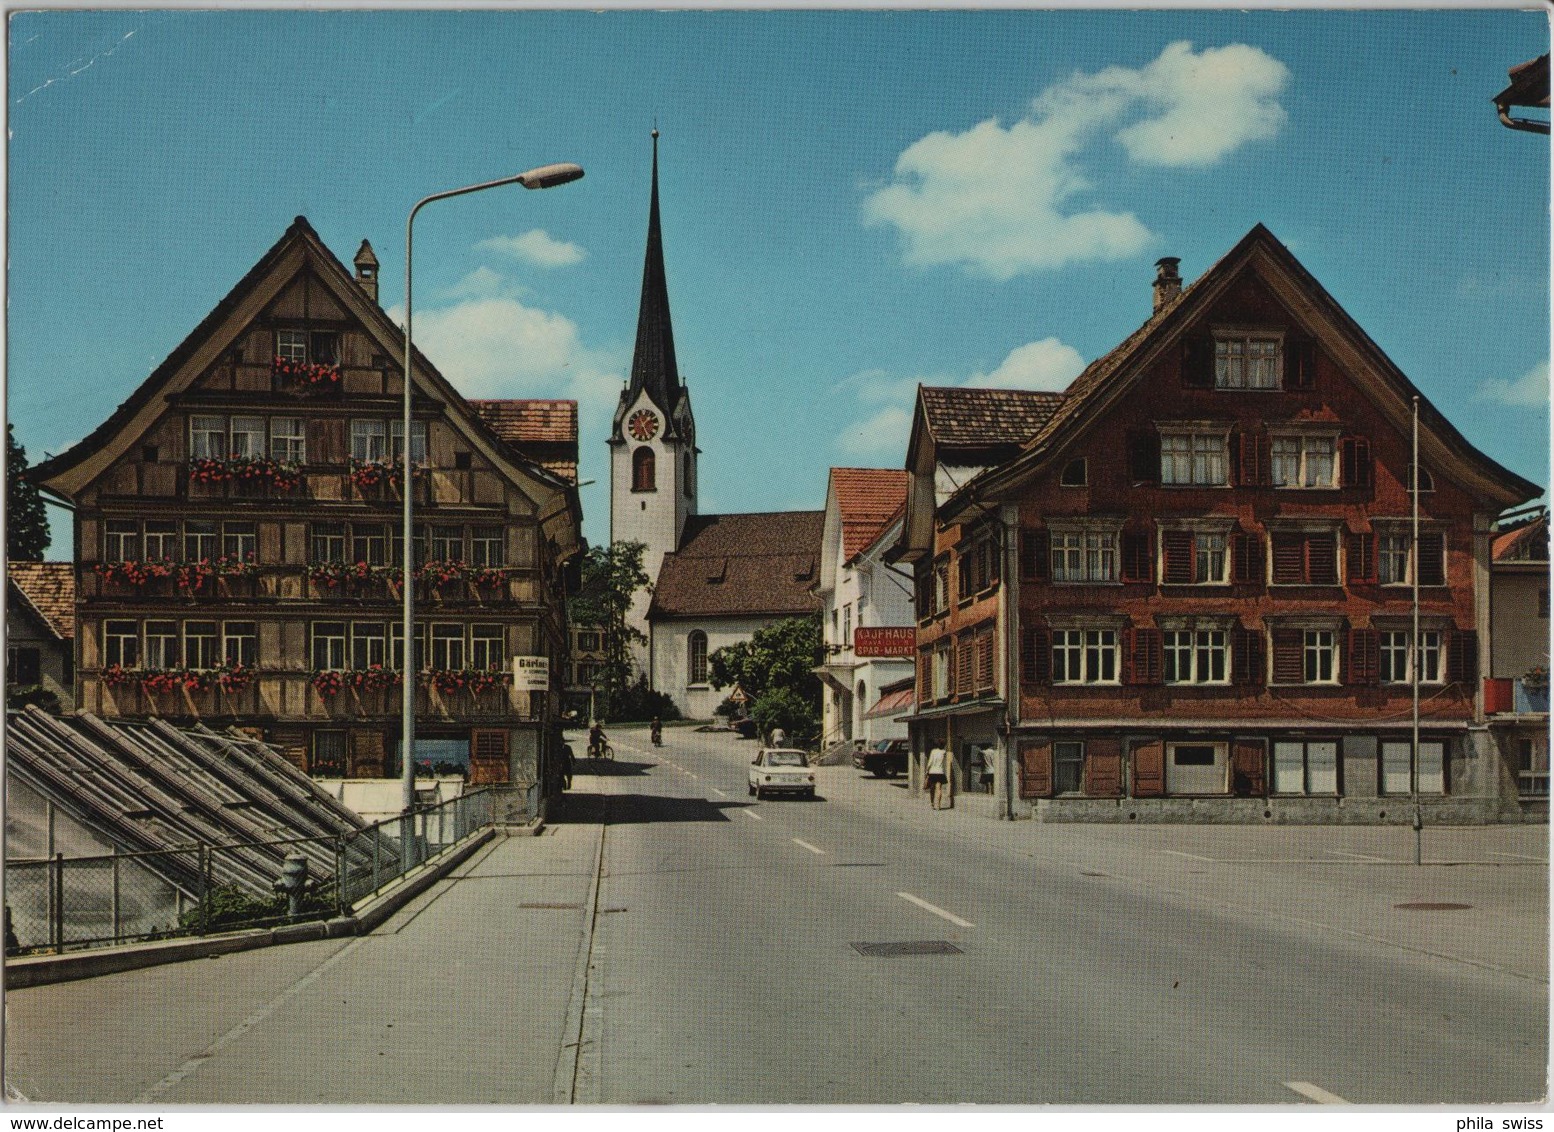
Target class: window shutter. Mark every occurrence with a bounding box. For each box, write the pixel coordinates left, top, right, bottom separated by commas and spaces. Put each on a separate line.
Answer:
1231, 531, 1264, 586
471, 728, 509, 762
1271, 533, 1305, 585
1131, 739, 1166, 797
1417, 531, 1446, 587
1121, 529, 1153, 584
1232, 627, 1264, 686
1238, 430, 1268, 487
1128, 430, 1160, 485
1018, 740, 1053, 799
1231, 738, 1267, 796
1182, 338, 1214, 388
1161, 529, 1195, 585
956, 637, 974, 695
308, 419, 346, 465
976, 631, 995, 693
1021, 528, 1049, 580
918, 652, 933, 702
1126, 628, 1163, 686
1285, 338, 1317, 390
1340, 436, 1373, 490
1347, 628, 1380, 685
1447, 628, 1479, 685
1271, 627, 1304, 684
1308, 533, 1338, 585
1086, 737, 1124, 798
1022, 625, 1050, 685
1346, 531, 1376, 585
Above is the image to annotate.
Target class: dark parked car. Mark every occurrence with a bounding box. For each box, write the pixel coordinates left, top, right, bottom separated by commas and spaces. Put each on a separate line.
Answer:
853, 737, 908, 777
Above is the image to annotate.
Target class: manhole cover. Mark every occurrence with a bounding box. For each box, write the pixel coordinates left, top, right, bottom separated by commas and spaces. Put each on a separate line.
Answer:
850, 940, 963, 957
1394, 902, 1473, 910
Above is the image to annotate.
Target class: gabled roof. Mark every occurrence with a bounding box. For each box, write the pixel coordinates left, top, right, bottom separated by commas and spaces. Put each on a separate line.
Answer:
30, 217, 582, 558
953, 223, 1542, 516
1494, 514, 1549, 564
6, 708, 369, 901
7, 562, 74, 640
1495, 54, 1550, 112
831, 468, 909, 563
468, 399, 580, 483
919, 387, 1065, 453
649, 511, 824, 620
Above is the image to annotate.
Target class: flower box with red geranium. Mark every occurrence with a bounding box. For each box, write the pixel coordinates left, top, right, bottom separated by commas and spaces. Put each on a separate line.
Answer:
349, 665, 403, 694
273, 357, 342, 394
189, 457, 232, 485
311, 670, 345, 698
423, 668, 511, 697
101, 664, 136, 688
214, 552, 259, 578
94, 560, 176, 589
215, 663, 253, 694
468, 566, 508, 590
416, 559, 468, 589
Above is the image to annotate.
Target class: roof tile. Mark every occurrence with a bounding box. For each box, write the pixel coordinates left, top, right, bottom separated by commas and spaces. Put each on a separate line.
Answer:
920, 387, 1065, 450
831, 468, 909, 562
8, 561, 75, 639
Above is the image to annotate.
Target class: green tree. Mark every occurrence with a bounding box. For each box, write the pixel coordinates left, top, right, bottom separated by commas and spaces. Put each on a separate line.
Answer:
568, 541, 650, 720
709, 614, 822, 738
7, 425, 49, 561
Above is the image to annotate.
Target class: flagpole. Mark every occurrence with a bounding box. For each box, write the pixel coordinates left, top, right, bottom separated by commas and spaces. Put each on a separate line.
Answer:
1412, 395, 1422, 865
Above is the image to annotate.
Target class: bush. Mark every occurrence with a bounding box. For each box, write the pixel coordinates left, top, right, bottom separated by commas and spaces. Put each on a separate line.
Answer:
714, 697, 741, 720
752, 686, 818, 746
609, 675, 682, 723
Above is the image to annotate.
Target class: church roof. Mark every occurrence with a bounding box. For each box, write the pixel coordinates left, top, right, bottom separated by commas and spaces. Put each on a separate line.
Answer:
831, 468, 909, 562
625, 130, 682, 420
7, 561, 75, 640
468, 399, 579, 483
649, 510, 825, 620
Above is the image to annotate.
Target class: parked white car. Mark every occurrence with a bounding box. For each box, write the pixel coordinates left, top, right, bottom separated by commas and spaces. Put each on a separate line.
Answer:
748, 748, 817, 800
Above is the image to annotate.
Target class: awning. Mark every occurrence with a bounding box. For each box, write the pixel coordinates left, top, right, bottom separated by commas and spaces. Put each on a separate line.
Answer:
901, 699, 1006, 723
811, 662, 855, 694
864, 686, 915, 720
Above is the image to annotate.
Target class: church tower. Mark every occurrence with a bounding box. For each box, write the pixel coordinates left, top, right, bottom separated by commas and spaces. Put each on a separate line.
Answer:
610, 130, 698, 671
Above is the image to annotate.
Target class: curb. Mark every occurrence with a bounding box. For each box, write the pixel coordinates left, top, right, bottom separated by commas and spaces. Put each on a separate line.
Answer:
6, 827, 497, 990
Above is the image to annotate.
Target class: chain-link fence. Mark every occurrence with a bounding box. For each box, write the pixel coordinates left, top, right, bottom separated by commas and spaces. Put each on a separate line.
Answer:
6, 787, 501, 957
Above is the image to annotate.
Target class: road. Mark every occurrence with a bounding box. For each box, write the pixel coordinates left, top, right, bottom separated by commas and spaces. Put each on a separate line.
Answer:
5, 725, 1547, 1105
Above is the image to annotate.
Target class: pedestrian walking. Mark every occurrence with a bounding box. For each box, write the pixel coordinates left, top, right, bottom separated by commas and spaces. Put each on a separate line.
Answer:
926, 743, 948, 810
769, 726, 787, 747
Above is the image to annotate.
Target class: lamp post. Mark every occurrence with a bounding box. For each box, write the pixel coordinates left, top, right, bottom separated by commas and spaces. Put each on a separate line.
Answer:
401, 163, 585, 815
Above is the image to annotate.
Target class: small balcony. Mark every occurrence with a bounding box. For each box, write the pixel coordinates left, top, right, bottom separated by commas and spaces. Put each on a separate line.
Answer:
1484, 675, 1550, 715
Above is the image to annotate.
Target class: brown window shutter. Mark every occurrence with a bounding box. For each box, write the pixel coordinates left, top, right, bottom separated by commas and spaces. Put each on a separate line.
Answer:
1417, 531, 1446, 587
1128, 430, 1160, 485
307, 419, 346, 465
1308, 533, 1337, 585
1346, 531, 1376, 585
471, 728, 509, 761
1021, 528, 1049, 580
1086, 737, 1124, 798
1023, 625, 1051, 684
976, 631, 995, 692
1448, 628, 1479, 685
1182, 338, 1214, 388
1238, 430, 1267, 487
956, 637, 974, 695
1231, 738, 1267, 796
1231, 531, 1263, 586
1340, 436, 1372, 490
1271, 532, 1305, 585
1231, 627, 1264, 686
1131, 739, 1166, 797
1126, 627, 1162, 685
1018, 740, 1053, 798
918, 652, 933, 701
1348, 628, 1379, 685
1285, 338, 1316, 390
1271, 627, 1304, 684
1121, 529, 1153, 583
1161, 529, 1194, 585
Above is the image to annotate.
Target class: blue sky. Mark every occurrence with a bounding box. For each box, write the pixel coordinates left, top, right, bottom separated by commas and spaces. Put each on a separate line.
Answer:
8, 8, 1549, 553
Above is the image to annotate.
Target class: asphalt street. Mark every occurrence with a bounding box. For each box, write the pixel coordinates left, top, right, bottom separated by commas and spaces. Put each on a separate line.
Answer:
3, 724, 1547, 1105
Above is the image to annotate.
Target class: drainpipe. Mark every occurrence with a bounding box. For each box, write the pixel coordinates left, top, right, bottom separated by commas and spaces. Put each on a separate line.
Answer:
999, 502, 1021, 819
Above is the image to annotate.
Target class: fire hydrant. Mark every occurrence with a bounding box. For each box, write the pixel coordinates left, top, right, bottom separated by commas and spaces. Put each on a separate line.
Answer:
273, 853, 313, 921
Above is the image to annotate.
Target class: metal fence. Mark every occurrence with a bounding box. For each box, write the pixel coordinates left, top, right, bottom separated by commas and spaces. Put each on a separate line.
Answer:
6, 787, 511, 957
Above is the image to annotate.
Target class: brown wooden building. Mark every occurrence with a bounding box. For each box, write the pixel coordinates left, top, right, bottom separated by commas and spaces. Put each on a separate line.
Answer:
31, 218, 582, 796
896, 225, 1541, 822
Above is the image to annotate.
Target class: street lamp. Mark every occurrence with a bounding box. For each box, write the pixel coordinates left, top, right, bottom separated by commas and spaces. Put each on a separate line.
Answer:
401, 162, 585, 815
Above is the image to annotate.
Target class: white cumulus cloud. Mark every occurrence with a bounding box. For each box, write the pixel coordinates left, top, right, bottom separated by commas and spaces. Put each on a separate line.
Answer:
976, 338, 1086, 391
1474, 361, 1550, 407
477, 228, 586, 268
863, 40, 1289, 279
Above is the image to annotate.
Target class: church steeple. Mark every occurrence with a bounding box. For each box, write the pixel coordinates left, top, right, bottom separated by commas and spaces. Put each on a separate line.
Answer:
627, 128, 681, 413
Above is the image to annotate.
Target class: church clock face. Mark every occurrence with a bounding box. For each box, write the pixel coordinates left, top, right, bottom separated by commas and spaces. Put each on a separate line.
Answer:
628, 409, 660, 442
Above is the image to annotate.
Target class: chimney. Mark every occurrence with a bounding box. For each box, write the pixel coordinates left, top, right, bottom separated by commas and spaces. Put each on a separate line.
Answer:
1153, 256, 1182, 313
354, 239, 380, 303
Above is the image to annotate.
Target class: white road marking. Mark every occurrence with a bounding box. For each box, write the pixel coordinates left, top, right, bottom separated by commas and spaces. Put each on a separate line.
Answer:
1325, 849, 1388, 862
710, 787, 727, 797
1161, 849, 1217, 862
897, 891, 974, 928
1283, 1081, 1349, 1104
741, 809, 764, 822
792, 838, 826, 855
1489, 851, 1547, 862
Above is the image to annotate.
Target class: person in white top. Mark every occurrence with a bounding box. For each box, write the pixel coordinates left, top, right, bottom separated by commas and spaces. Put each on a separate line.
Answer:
925, 744, 948, 810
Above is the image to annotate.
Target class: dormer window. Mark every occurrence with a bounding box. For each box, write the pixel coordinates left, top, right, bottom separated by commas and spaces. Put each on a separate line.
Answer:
1060, 458, 1087, 487
1215, 333, 1281, 389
